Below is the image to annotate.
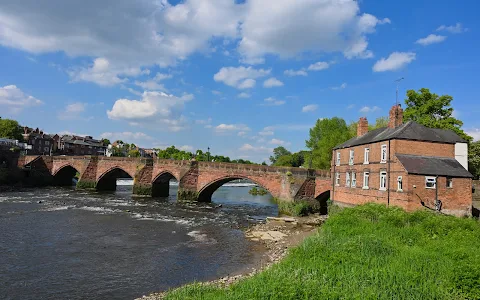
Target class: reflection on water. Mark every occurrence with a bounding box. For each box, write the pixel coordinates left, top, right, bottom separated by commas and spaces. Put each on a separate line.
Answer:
0, 182, 277, 300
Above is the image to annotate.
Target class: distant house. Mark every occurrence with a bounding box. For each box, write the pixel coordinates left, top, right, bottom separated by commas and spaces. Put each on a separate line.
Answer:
58, 135, 106, 156
331, 104, 473, 217
22, 127, 53, 155
143, 149, 157, 158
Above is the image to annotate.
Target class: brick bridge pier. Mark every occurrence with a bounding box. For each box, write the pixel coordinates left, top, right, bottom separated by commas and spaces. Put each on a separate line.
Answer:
19, 156, 331, 203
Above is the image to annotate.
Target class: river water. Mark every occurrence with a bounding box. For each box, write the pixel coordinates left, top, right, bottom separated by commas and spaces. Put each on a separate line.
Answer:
0, 180, 278, 300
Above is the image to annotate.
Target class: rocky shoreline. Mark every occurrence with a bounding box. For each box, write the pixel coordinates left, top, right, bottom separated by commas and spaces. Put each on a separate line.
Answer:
137, 214, 327, 300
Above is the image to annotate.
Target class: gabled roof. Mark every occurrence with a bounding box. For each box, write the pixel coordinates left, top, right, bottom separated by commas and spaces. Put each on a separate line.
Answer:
396, 154, 473, 178
334, 121, 466, 149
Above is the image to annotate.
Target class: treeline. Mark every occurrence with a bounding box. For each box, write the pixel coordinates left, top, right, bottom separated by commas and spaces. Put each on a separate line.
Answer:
152, 145, 259, 164
270, 88, 480, 179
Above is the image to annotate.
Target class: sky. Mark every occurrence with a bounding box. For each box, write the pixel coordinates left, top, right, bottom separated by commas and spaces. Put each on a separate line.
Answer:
1, 0, 479, 163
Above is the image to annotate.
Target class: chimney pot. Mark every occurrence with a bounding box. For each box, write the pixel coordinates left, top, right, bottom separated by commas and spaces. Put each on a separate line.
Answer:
357, 117, 369, 137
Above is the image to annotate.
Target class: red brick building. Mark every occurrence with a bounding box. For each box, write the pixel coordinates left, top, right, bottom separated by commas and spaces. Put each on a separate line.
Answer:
331, 105, 473, 216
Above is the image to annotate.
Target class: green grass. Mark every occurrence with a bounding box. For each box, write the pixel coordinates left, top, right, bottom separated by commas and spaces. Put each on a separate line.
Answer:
165, 204, 480, 300
275, 199, 313, 216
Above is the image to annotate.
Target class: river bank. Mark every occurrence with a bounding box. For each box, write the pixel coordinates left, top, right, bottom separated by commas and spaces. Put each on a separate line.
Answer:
155, 204, 480, 300
137, 214, 326, 300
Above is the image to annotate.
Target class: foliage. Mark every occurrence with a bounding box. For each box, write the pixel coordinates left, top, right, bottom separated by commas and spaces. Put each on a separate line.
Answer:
469, 141, 480, 179
348, 117, 389, 137
133, 184, 152, 196
100, 138, 111, 146
177, 190, 199, 201
154, 145, 256, 164
305, 117, 352, 169
128, 149, 141, 157
404, 88, 471, 142
76, 180, 96, 189
0, 118, 23, 141
275, 200, 312, 217
165, 204, 480, 300
269, 146, 291, 164
248, 187, 268, 196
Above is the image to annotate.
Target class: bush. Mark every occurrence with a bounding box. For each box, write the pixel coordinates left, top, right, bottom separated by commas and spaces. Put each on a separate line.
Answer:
276, 199, 312, 217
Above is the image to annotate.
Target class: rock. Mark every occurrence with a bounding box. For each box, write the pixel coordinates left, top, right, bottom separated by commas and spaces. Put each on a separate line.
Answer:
37, 200, 42, 204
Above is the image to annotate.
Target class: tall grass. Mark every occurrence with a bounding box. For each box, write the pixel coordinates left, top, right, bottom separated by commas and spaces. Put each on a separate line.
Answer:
165, 204, 480, 299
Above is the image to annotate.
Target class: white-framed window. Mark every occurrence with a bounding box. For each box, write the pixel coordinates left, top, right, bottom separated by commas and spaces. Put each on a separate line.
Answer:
364, 148, 369, 164
351, 172, 357, 188
363, 172, 369, 189
349, 150, 354, 165
381, 144, 387, 163
397, 176, 403, 191
425, 176, 436, 189
335, 172, 340, 186
45, 141, 50, 146
336, 152, 341, 166
446, 177, 453, 188
346, 172, 350, 187
380, 171, 387, 191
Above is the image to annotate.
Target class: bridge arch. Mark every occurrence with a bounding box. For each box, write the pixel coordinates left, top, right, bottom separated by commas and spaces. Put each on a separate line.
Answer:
197, 175, 276, 202
53, 164, 80, 186
151, 171, 179, 197
315, 190, 330, 215
96, 166, 134, 191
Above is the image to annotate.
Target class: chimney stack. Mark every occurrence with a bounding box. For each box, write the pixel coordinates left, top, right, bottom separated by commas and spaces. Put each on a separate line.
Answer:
357, 117, 369, 137
388, 104, 403, 128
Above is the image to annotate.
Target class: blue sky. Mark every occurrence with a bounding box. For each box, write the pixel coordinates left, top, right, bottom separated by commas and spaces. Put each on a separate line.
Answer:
0, 0, 479, 162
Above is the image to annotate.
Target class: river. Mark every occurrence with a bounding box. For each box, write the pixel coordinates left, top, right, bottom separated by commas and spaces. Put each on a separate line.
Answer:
0, 180, 278, 300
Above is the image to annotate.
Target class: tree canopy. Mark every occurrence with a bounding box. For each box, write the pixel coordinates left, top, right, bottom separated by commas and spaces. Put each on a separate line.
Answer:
403, 88, 471, 142
269, 146, 291, 164
306, 117, 352, 169
270, 147, 306, 167
0, 118, 23, 141
469, 141, 480, 179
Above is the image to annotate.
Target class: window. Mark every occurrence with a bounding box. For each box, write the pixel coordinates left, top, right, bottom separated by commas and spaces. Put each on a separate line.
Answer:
44, 147, 49, 152
349, 150, 354, 165
380, 171, 387, 191
397, 176, 403, 191
45, 141, 50, 146
363, 172, 369, 189
346, 172, 350, 187
364, 148, 369, 164
381, 144, 387, 163
335, 172, 340, 186
425, 177, 436, 189
336, 152, 341, 166
351, 172, 357, 188
446, 177, 453, 188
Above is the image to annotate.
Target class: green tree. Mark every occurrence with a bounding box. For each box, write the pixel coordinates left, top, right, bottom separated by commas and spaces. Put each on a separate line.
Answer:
269, 146, 291, 164
128, 149, 141, 157
371, 116, 389, 129
101, 138, 111, 146
404, 88, 471, 142
469, 141, 480, 179
306, 117, 351, 169
0, 119, 23, 140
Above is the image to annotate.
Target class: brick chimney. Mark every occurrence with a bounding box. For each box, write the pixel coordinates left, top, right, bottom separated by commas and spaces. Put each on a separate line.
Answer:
388, 104, 403, 128
357, 117, 369, 137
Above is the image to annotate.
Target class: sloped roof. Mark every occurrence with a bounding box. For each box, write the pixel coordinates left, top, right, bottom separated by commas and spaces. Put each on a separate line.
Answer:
333, 121, 465, 149
396, 154, 472, 178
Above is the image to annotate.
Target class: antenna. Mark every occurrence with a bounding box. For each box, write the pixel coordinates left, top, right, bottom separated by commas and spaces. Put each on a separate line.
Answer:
394, 77, 404, 106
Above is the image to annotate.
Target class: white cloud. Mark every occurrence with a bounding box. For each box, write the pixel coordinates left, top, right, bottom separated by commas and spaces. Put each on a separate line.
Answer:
415, 34, 447, 46
179, 145, 194, 152
331, 83, 347, 90
269, 138, 291, 146
212, 90, 222, 95
359, 106, 380, 113
302, 104, 318, 112
238, 1, 389, 63
237, 131, 248, 137
100, 132, 154, 143
0, 85, 43, 113
238, 92, 251, 99
134, 72, 172, 91
195, 118, 212, 125
465, 129, 480, 141
259, 129, 274, 136
263, 97, 285, 106
213, 66, 270, 89
58, 102, 91, 121
239, 144, 273, 153
263, 77, 284, 88
107, 91, 194, 132
215, 124, 250, 133
308, 61, 329, 71
347, 104, 355, 109
284, 69, 308, 77
372, 52, 416, 72
437, 23, 467, 34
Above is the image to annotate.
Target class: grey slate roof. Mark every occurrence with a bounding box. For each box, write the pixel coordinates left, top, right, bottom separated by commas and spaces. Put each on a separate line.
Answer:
396, 154, 473, 178
333, 121, 466, 149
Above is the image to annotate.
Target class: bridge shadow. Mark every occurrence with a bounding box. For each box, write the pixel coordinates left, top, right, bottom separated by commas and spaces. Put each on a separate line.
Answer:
54, 165, 79, 186
316, 190, 331, 215
97, 168, 133, 191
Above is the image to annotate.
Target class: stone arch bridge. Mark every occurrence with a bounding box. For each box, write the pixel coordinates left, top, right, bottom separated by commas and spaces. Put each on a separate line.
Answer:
19, 156, 331, 203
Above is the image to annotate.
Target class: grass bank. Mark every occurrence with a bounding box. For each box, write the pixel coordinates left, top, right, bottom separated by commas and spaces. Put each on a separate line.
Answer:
164, 204, 480, 299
